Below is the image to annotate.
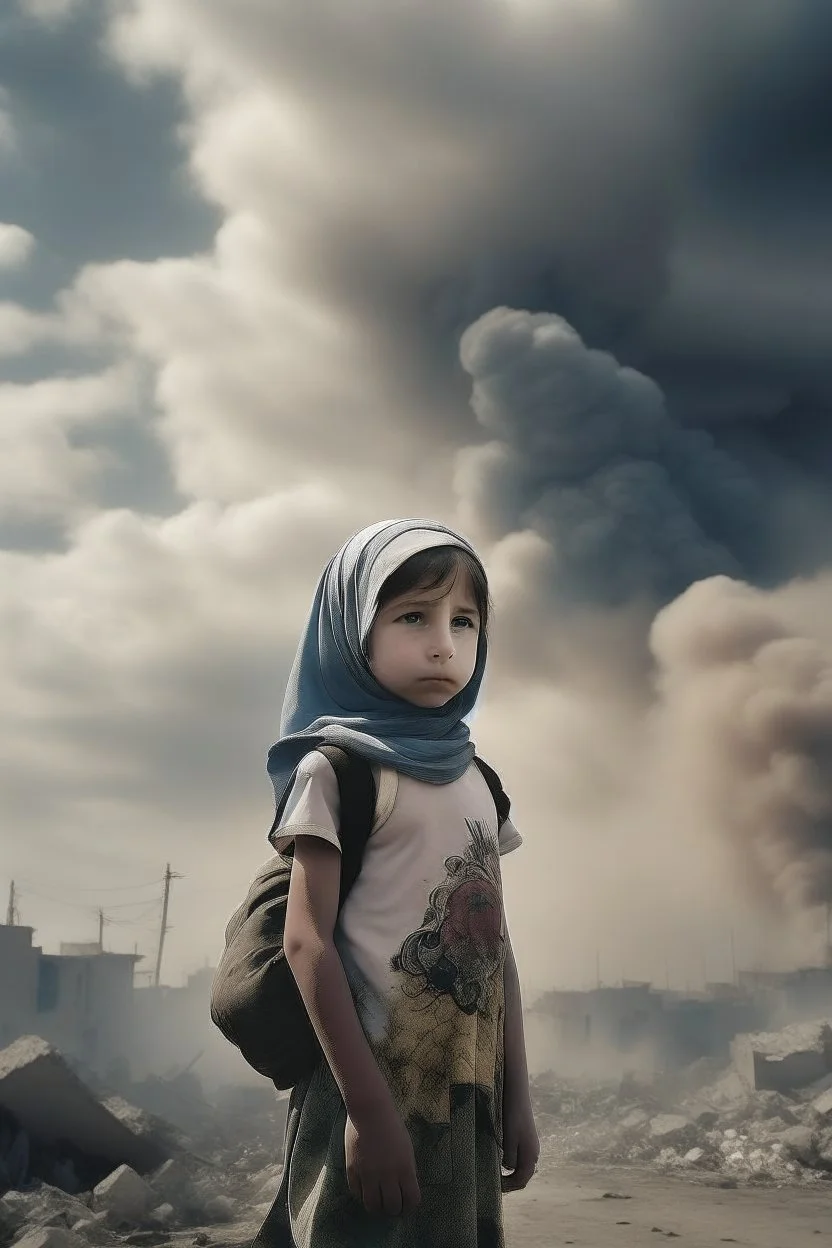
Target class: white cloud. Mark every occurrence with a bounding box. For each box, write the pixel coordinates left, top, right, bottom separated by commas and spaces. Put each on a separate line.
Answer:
0, 224, 35, 270
0, 365, 138, 523
0, 486, 396, 967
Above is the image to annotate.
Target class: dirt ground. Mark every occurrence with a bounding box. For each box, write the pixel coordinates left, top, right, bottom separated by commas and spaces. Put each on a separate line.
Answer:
170, 1163, 832, 1248
503, 1164, 832, 1247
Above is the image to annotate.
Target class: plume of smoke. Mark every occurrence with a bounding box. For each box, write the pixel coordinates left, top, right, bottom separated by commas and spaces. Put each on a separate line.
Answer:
456, 309, 832, 966
457, 307, 769, 608
649, 574, 832, 922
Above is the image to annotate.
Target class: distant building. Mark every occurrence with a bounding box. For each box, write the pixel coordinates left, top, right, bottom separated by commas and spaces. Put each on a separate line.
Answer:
0, 922, 140, 1071
530, 978, 766, 1074
0, 925, 39, 1048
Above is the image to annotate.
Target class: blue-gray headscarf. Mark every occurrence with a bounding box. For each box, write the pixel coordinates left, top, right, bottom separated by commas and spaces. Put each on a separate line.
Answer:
267, 518, 487, 820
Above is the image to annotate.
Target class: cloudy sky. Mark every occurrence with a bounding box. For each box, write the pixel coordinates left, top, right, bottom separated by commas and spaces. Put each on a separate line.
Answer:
2, 0, 832, 1003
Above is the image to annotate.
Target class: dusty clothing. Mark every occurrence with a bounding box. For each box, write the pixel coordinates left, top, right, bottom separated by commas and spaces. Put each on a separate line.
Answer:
255, 751, 522, 1248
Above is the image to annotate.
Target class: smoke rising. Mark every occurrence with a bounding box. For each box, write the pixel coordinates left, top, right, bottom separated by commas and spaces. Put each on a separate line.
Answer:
457, 310, 832, 970
458, 308, 769, 609
650, 575, 832, 918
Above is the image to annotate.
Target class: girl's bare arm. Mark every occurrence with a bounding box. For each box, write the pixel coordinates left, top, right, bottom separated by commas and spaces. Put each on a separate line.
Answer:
283, 837, 391, 1120
502, 935, 531, 1096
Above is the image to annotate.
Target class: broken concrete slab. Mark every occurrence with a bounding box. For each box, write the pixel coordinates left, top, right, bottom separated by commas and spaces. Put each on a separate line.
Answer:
778, 1124, 819, 1166
731, 1019, 832, 1092
811, 1087, 832, 1119
147, 1203, 175, 1228
649, 1114, 694, 1142
2, 1183, 93, 1236
11, 1229, 88, 1248
92, 1166, 155, 1224
68, 1214, 119, 1247
0, 1039, 166, 1180
202, 1194, 236, 1224
145, 1158, 195, 1208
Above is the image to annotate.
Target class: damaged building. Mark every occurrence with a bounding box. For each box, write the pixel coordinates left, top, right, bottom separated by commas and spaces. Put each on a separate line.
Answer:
0, 927, 137, 1072
529, 964, 832, 1076
0, 925, 257, 1091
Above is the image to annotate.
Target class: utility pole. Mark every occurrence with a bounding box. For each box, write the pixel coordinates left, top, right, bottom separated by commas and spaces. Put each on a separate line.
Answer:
154, 864, 182, 988
6, 881, 15, 926
98, 908, 104, 952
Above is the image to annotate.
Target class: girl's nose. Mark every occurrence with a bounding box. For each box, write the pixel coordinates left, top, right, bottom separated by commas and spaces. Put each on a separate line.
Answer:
431, 631, 455, 661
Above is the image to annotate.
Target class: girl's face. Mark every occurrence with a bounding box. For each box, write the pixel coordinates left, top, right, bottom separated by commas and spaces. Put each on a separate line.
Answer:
366, 566, 481, 707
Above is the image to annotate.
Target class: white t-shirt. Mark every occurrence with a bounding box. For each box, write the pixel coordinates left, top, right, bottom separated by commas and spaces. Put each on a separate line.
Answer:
272, 751, 522, 1052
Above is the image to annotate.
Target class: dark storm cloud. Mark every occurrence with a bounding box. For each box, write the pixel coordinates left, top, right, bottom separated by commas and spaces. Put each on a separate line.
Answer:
460, 307, 769, 608
182, 0, 832, 524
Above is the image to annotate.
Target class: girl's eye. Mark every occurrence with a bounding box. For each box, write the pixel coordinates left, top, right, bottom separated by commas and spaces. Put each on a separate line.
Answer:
397, 612, 477, 628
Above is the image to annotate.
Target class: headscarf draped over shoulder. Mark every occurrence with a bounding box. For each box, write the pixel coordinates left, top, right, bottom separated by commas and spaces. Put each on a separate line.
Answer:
266, 518, 487, 821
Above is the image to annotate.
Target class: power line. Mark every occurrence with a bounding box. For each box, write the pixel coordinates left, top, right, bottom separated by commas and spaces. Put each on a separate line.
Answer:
16, 876, 163, 894
15, 888, 162, 912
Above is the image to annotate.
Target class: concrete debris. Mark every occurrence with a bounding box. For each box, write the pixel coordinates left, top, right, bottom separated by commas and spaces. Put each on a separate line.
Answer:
2, 1183, 93, 1234
532, 1017, 832, 1187
146, 1159, 195, 1210
147, 1205, 174, 1228
92, 1167, 155, 1224
731, 1019, 832, 1092
812, 1087, 832, 1119
200, 1196, 236, 1225
0, 1035, 292, 1248
648, 1114, 695, 1143
0, 1038, 166, 1194
12, 1229, 89, 1248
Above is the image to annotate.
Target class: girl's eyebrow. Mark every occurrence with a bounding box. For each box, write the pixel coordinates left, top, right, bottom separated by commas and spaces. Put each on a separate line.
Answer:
395, 596, 479, 614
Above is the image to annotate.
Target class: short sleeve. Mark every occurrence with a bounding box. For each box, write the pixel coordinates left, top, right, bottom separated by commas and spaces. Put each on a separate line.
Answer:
498, 815, 523, 857
270, 751, 342, 857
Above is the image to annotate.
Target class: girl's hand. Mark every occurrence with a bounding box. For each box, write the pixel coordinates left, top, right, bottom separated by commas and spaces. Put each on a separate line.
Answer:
501, 1091, 540, 1193
345, 1097, 422, 1217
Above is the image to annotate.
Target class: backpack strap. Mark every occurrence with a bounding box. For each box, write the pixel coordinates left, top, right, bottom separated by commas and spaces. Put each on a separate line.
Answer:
473, 754, 511, 828
315, 744, 377, 908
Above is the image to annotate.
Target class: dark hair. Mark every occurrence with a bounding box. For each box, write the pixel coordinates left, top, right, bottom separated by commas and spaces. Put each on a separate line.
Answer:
374, 545, 491, 637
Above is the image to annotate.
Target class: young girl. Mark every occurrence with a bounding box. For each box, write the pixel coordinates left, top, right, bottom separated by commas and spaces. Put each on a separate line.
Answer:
256, 518, 538, 1248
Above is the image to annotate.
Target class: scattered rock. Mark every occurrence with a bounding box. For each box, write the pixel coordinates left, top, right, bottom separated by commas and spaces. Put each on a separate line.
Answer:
779, 1125, 818, 1167
732, 1020, 832, 1093
12, 1230, 89, 1248
202, 1194, 236, 1224
149, 1203, 176, 1227
812, 1088, 832, 1119
93, 1165, 155, 1223
2, 1184, 93, 1235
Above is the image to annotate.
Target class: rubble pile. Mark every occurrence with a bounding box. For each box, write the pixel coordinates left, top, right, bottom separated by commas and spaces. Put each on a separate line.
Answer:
0, 1038, 288, 1248
532, 1018, 832, 1187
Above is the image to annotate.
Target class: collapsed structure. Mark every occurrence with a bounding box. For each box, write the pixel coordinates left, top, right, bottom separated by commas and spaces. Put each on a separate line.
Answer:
0, 1035, 287, 1248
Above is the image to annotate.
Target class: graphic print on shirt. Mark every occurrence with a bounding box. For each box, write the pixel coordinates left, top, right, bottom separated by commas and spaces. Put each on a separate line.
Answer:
378, 819, 506, 1129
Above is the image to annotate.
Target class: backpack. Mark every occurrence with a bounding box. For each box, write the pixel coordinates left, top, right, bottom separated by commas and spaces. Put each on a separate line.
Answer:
209, 744, 511, 1089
